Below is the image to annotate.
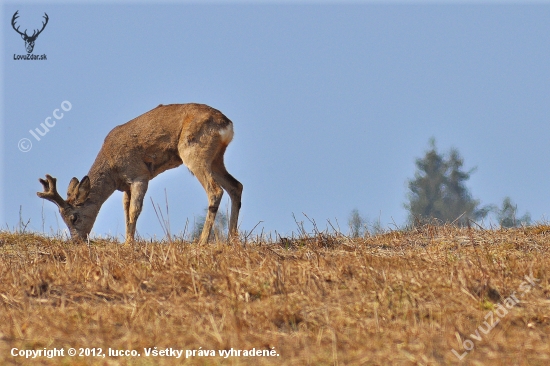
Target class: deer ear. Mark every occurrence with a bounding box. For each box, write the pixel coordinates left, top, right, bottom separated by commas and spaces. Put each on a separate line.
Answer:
67, 177, 80, 202
74, 176, 90, 205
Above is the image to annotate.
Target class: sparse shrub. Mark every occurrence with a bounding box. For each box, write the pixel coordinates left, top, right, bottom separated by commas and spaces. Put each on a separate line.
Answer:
192, 208, 228, 241
493, 196, 531, 228
348, 208, 367, 238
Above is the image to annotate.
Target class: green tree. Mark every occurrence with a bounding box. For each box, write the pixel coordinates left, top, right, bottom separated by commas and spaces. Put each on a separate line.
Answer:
405, 139, 489, 226
493, 197, 531, 228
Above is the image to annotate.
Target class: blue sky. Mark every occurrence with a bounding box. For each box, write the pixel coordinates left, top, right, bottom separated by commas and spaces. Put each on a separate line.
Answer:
2, 2, 550, 240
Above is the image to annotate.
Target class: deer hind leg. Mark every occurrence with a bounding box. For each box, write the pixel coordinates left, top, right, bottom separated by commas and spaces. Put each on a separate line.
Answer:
179, 142, 224, 244
211, 150, 243, 241
125, 180, 148, 244
179, 126, 241, 244
192, 166, 224, 244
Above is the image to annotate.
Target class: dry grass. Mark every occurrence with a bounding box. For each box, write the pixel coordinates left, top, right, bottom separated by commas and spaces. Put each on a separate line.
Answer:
0, 225, 549, 365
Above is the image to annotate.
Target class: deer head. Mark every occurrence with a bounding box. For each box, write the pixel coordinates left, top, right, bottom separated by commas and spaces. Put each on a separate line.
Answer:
12, 11, 49, 54
37, 174, 95, 241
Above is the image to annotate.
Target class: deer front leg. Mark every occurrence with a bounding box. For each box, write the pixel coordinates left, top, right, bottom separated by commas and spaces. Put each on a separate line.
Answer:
123, 190, 131, 239
124, 180, 148, 244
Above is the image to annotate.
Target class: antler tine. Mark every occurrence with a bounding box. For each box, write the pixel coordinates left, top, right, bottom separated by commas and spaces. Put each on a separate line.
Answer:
37, 174, 69, 209
11, 10, 25, 36
35, 13, 49, 36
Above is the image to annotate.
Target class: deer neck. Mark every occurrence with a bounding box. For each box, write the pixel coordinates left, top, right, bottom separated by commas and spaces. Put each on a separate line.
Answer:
84, 161, 117, 214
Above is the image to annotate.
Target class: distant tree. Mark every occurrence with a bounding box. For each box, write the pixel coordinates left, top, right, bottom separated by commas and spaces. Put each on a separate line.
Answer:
192, 209, 228, 241
405, 139, 489, 226
493, 197, 531, 228
348, 208, 367, 238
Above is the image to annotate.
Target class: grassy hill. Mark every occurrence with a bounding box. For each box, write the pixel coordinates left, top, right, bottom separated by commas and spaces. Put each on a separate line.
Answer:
0, 225, 549, 365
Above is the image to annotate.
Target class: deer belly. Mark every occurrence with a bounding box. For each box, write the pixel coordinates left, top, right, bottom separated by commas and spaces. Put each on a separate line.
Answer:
143, 154, 183, 178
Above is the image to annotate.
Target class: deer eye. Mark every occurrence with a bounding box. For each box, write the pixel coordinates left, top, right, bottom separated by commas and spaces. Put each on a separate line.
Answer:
69, 214, 78, 224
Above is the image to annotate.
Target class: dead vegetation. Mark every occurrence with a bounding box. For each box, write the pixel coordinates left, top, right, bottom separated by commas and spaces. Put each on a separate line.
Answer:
0, 225, 549, 365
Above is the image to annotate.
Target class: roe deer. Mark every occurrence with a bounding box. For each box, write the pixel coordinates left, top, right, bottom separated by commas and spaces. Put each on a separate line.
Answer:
37, 103, 243, 244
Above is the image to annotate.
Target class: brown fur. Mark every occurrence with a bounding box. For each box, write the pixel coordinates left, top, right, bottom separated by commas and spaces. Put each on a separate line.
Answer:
37, 103, 243, 244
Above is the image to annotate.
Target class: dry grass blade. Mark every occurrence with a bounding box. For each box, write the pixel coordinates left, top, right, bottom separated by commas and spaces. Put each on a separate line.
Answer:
0, 225, 549, 365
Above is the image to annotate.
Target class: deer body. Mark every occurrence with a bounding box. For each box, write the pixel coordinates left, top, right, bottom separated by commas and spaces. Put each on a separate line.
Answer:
38, 103, 243, 244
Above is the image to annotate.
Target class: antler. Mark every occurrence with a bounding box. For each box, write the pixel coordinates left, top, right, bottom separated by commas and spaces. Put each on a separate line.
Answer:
11, 10, 26, 37
11, 11, 48, 39
37, 174, 69, 209
31, 13, 49, 39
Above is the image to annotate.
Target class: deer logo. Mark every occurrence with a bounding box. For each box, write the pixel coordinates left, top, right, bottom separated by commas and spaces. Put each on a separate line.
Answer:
12, 10, 49, 54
